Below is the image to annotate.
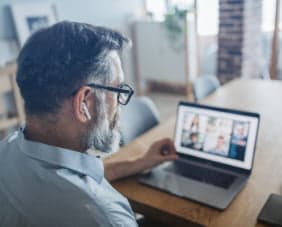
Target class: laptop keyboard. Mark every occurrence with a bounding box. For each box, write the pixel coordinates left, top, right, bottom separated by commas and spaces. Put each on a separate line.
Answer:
165, 161, 237, 189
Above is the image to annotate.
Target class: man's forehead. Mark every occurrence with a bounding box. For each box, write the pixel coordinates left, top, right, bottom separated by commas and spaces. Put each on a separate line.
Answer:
108, 51, 124, 83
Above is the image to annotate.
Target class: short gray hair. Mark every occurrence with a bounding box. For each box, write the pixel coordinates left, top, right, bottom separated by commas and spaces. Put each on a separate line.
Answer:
16, 21, 130, 115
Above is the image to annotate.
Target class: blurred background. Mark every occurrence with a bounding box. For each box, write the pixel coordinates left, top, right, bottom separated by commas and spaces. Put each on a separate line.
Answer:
0, 0, 281, 139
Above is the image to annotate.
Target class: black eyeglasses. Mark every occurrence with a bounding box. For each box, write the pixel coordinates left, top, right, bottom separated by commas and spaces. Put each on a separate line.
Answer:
72, 83, 134, 105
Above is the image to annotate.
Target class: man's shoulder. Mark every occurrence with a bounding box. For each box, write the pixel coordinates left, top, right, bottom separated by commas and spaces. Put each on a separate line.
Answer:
48, 175, 138, 227
0, 130, 137, 227
91, 179, 138, 227
0, 130, 22, 159
0, 130, 19, 147
0, 192, 32, 227
0, 168, 136, 227
48, 170, 137, 226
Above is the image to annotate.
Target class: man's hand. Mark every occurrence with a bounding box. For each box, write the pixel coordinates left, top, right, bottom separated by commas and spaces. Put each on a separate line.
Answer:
104, 138, 178, 181
139, 138, 178, 171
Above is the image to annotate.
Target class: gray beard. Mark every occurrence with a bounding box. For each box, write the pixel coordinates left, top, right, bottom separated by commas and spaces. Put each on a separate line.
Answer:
85, 110, 121, 153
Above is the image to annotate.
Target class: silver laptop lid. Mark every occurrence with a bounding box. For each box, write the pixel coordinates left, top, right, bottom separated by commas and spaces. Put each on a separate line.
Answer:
174, 102, 260, 171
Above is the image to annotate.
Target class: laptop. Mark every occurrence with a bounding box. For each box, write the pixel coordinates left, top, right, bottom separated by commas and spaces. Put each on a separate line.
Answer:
139, 101, 260, 210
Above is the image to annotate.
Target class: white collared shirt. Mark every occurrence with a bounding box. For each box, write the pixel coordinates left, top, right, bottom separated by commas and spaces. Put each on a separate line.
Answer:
0, 130, 137, 227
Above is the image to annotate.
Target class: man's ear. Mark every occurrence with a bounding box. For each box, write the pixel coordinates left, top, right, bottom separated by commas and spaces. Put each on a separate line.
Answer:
72, 86, 94, 123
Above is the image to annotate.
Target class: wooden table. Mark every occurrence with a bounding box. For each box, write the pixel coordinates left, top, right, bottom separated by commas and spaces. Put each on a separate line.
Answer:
113, 79, 282, 227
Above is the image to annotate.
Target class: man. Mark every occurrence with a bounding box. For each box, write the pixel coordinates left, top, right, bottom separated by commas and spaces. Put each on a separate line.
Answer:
229, 123, 248, 160
0, 21, 177, 227
208, 135, 228, 156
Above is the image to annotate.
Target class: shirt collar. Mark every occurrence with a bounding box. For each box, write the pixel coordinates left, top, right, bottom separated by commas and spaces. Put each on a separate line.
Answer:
14, 130, 104, 183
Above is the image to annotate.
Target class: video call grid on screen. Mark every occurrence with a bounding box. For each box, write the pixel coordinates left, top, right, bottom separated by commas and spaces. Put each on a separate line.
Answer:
175, 105, 259, 170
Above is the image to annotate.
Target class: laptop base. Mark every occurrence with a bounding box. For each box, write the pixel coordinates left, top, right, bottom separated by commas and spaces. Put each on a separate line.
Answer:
139, 161, 248, 210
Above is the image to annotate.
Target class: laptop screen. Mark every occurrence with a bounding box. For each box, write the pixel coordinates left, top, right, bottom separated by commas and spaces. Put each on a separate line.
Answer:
175, 102, 259, 170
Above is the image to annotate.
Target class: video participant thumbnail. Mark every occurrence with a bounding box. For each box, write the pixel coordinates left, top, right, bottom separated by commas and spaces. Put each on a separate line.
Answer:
180, 112, 249, 161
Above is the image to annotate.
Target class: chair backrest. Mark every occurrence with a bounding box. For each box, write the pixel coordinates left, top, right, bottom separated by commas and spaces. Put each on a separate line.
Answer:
193, 75, 220, 102
120, 96, 160, 145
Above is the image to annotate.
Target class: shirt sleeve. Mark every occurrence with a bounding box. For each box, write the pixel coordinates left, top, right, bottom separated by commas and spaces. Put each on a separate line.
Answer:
102, 201, 138, 227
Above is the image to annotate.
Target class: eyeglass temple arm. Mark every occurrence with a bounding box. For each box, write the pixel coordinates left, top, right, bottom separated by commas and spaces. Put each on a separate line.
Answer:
88, 84, 131, 94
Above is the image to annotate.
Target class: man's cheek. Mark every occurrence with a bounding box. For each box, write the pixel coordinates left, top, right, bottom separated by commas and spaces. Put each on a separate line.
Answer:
106, 93, 118, 120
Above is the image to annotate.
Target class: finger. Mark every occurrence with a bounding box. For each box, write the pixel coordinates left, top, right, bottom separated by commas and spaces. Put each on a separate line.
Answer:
162, 153, 179, 161
155, 137, 172, 146
167, 141, 177, 153
161, 140, 176, 155
165, 139, 175, 151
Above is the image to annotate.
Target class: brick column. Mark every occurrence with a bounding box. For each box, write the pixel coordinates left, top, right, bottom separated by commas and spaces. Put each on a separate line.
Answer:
217, 0, 263, 84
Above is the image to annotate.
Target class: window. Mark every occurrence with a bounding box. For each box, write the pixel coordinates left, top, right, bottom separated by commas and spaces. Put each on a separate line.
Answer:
145, 0, 167, 21
145, 0, 219, 36
197, 0, 219, 36
262, 0, 277, 32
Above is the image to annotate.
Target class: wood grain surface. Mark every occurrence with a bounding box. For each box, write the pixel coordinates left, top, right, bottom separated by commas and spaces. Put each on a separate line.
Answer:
113, 79, 282, 227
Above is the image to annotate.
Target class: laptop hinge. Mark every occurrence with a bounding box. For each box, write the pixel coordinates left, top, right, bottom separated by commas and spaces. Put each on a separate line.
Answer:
177, 153, 251, 175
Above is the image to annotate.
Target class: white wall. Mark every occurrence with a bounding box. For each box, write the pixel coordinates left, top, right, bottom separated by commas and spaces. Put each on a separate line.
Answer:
134, 17, 199, 84
134, 21, 187, 83
0, 0, 146, 85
